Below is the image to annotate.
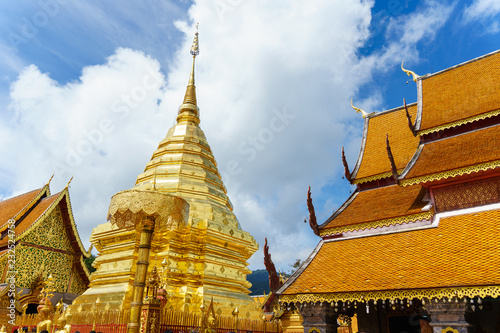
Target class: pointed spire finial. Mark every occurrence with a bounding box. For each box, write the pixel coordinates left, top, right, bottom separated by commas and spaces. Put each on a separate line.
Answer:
351, 98, 368, 119
65, 176, 73, 189
401, 61, 419, 82
177, 25, 200, 125
45, 173, 54, 187
190, 23, 199, 57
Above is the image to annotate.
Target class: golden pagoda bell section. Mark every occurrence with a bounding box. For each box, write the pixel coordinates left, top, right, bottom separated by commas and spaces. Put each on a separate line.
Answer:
72, 28, 260, 318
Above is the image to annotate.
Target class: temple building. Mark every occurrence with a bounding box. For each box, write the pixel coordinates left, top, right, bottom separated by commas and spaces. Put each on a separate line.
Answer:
71, 30, 261, 318
0, 178, 91, 320
277, 50, 500, 333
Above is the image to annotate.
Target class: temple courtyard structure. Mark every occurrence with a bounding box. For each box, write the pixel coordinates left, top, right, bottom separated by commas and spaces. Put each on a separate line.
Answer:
277, 50, 500, 333
0, 30, 499, 333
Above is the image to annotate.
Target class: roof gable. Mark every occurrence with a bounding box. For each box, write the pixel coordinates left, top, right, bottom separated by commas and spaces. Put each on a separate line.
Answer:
351, 104, 419, 183
0, 188, 90, 258
321, 184, 429, 234
281, 205, 500, 297
418, 50, 500, 134
0, 187, 49, 227
401, 124, 500, 186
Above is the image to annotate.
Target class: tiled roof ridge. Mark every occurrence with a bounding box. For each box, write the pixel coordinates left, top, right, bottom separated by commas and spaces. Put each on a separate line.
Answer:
399, 124, 500, 185
1, 187, 42, 203
367, 101, 417, 119
319, 191, 359, 228
276, 240, 324, 296
279, 204, 500, 299
0, 186, 49, 231
417, 48, 500, 81
350, 103, 418, 182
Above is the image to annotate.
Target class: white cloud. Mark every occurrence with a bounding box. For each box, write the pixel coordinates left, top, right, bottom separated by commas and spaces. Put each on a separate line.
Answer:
464, 0, 500, 20
355, 0, 454, 83
2, 47, 167, 237
1, 0, 455, 270
464, 0, 500, 34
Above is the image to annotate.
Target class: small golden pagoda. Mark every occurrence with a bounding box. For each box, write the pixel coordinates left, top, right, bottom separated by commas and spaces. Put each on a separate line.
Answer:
72, 29, 260, 318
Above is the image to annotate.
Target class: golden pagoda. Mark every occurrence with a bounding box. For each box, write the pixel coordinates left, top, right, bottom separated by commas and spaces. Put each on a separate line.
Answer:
71, 29, 260, 318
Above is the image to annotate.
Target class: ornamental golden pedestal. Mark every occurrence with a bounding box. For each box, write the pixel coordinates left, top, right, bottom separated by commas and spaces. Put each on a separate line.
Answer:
71, 29, 261, 320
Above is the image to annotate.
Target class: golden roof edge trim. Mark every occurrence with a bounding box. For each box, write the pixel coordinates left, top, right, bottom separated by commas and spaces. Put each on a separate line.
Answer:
400, 160, 500, 187
417, 108, 500, 135
279, 285, 500, 303
319, 211, 433, 236
61, 188, 92, 258
352, 171, 393, 184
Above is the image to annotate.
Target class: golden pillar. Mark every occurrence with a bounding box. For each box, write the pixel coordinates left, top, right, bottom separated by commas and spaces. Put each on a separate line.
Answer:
128, 218, 155, 333
106, 190, 189, 333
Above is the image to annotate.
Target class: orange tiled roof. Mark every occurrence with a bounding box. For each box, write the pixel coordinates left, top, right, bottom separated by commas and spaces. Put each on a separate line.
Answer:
282, 208, 500, 295
321, 184, 428, 231
0, 188, 45, 226
404, 125, 500, 182
353, 104, 419, 182
0, 193, 59, 247
419, 51, 500, 132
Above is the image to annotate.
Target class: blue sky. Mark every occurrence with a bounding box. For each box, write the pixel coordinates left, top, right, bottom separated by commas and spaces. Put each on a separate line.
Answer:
1, 0, 499, 270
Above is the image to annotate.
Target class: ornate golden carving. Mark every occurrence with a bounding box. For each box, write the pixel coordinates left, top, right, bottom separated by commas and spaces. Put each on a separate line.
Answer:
107, 190, 189, 232
320, 211, 433, 236
280, 285, 500, 304
418, 108, 500, 135
36, 303, 53, 333
441, 327, 459, 333
401, 160, 500, 187
351, 99, 368, 119
401, 61, 419, 82
352, 171, 393, 184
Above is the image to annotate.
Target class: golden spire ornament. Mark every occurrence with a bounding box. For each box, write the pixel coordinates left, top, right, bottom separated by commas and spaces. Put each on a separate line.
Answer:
401, 61, 419, 82
351, 98, 368, 119
191, 23, 199, 57
177, 24, 201, 125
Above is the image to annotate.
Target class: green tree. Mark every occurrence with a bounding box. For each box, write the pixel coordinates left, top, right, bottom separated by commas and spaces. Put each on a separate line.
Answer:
84, 255, 97, 273
289, 259, 302, 275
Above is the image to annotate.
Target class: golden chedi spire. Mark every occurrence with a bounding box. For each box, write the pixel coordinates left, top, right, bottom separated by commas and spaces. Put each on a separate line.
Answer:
76, 24, 260, 318
177, 24, 200, 125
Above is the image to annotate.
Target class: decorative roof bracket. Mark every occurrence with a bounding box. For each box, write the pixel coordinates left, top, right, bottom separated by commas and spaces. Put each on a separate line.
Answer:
264, 238, 281, 294
401, 61, 419, 82
305, 186, 320, 236
341, 147, 352, 183
404, 98, 417, 136
351, 98, 368, 118
385, 134, 399, 184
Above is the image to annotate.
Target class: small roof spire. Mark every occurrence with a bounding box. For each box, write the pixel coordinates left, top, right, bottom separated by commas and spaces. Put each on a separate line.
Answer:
401, 61, 419, 82
190, 23, 199, 57
177, 24, 200, 125
351, 98, 368, 119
